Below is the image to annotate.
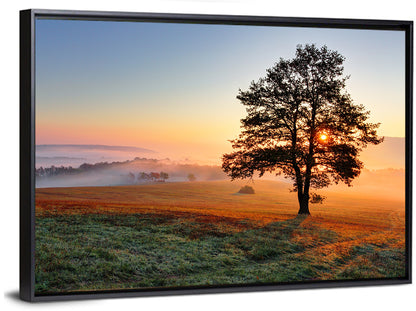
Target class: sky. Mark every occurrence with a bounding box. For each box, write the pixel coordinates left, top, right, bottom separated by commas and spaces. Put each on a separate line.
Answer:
35, 18, 406, 164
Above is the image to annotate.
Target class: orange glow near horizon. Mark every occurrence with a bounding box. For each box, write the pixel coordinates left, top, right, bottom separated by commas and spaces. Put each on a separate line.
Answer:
35, 119, 240, 165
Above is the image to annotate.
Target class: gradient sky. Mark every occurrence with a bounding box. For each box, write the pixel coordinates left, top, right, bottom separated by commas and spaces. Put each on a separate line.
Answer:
35, 19, 406, 164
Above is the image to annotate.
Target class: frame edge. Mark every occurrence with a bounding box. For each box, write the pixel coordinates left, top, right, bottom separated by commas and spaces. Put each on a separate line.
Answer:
31, 8, 411, 30
20, 9, 35, 302
405, 20, 413, 284
20, 8, 413, 302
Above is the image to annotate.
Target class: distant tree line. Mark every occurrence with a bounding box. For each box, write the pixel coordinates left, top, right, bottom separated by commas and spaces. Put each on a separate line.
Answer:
135, 171, 169, 183
36, 165, 78, 177
36, 159, 199, 185
35, 158, 151, 178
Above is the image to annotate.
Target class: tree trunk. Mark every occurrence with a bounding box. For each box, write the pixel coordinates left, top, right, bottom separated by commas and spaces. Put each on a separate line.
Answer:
297, 193, 310, 215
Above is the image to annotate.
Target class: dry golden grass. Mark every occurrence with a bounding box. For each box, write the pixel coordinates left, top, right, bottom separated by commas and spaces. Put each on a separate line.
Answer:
36, 179, 405, 261
36, 179, 405, 229
34, 180, 406, 292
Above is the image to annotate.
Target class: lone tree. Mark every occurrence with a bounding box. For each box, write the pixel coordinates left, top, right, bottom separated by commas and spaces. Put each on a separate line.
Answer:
159, 172, 169, 181
187, 173, 197, 182
222, 44, 383, 215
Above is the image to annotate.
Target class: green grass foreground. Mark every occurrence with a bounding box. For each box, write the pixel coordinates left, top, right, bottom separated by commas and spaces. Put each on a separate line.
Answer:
35, 213, 405, 294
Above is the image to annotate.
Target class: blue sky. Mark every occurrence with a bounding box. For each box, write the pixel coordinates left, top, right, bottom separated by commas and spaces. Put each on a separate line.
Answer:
35, 18, 406, 163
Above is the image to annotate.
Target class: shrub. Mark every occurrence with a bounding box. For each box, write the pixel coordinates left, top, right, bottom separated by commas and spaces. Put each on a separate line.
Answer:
187, 173, 196, 182
238, 185, 255, 194
309, 192, 326, 204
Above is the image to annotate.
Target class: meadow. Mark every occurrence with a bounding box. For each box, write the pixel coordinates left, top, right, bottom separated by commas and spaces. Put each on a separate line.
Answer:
35, 180, 406, 294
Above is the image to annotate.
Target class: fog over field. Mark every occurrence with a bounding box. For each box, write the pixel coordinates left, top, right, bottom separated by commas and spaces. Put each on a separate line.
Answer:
360, 137, 405, 169
36, 137, 405, 169
35, 157, 226, 188
35, 137, 406, 203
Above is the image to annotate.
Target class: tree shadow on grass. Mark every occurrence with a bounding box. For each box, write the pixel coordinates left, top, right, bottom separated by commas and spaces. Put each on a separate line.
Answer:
231, 214, 310, 261
262, 214, 309, 236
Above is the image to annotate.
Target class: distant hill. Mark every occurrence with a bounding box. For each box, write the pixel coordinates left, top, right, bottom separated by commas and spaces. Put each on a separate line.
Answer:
35, 144, 156, 168
36, 144, 155, 153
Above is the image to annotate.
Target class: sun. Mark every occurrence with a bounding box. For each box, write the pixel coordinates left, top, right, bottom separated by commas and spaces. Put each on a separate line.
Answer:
320, 134, 328, 141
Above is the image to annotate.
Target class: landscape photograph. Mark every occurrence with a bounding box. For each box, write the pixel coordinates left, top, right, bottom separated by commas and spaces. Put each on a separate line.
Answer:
34, 18, 407, 294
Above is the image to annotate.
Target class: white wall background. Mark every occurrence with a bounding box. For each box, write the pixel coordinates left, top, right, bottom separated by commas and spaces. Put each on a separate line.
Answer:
1, 0, 414, 310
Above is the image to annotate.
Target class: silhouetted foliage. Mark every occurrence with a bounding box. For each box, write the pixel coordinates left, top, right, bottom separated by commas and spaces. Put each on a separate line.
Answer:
222, 44, 383, 215
309, 192, 326, 204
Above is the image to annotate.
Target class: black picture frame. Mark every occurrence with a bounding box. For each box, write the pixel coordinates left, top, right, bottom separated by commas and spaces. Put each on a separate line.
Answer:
20, 9, 413, 302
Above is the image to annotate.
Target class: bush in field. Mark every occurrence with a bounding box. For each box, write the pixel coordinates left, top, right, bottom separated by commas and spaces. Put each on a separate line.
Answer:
187, 173, 196, 182
238, 185, 255, 194
309, 192, 326, 204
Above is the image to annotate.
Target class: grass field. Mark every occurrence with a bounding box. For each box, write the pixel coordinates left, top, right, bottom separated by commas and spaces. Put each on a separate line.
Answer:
35, 180, 406, 294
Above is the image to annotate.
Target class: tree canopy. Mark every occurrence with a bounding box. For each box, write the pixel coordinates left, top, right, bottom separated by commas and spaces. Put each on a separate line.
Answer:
222, 44, 383, 215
